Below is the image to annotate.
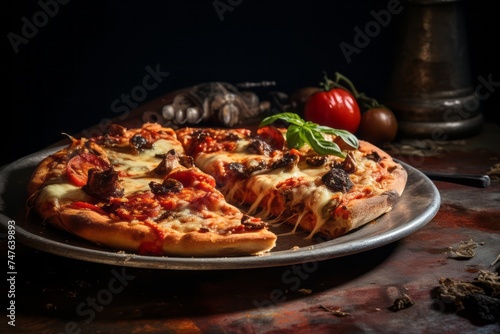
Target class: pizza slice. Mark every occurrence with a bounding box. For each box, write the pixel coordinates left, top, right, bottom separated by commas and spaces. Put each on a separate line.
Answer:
26, 123, 277, 257
175, 119, 407, 240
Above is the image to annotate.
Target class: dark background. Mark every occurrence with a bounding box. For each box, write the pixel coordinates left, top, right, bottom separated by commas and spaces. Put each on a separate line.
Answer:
4, 0, 500, 167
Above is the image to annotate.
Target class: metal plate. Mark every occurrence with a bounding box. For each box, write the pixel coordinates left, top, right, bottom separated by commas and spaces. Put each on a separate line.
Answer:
0, 146, 441, 270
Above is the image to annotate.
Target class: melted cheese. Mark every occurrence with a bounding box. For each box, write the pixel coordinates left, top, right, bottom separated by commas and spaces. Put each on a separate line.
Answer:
104, 138, 190, 196
108, 139, 183, 177
194, 136, 393, 239
196, 151, 270, 172
38, 183, 90, 204
40, 128, 390, 239
105, 138, 245, 232
211, 159, 342, 237
44, 138, 176, 203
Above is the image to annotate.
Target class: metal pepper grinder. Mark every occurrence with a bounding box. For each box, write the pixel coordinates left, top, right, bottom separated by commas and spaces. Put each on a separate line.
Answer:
385, 0, 483, 139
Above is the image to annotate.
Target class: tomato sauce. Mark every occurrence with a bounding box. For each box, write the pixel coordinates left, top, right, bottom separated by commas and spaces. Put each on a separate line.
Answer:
138, 221, 165, 256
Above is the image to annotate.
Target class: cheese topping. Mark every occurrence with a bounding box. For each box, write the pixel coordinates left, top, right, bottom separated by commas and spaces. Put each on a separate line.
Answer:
34, 124, 399, 251
191, 132, 394, 238
38, 135, 250, 235
39, 183, 90, 204
199, 150, 343, 237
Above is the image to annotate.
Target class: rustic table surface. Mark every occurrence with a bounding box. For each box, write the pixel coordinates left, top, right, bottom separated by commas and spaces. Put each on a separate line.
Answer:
1, 93, 499, 334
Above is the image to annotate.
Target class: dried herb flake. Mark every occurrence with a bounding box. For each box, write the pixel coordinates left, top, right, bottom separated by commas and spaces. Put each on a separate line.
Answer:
447, 239, 479, 259
435, 270, 500, 324
319, 304, 351, 317
389, 293, 415, 312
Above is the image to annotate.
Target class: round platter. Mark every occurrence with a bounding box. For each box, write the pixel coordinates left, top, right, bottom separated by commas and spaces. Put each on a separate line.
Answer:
0, 145, 440, 270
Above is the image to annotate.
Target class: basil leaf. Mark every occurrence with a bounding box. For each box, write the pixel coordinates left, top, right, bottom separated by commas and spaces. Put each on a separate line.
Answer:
315, 125, 359, 149
337, 131, 359, 149
286, 124, 305, 149
260, 113, 304, 127
258, 112, 358, 158
302, 127, 345, 158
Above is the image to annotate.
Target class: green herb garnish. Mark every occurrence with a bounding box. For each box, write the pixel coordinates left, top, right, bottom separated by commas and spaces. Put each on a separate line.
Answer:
259, 112, 358, 158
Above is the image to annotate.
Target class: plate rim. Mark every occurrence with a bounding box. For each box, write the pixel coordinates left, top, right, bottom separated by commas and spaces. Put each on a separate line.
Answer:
0, 146, 441, 270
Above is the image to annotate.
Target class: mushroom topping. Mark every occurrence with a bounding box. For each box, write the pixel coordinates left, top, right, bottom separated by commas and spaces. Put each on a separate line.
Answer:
149, 178, 184, 195
271, 152, 299, 170
130, 134, 153, 153
241, 215, 268, 230
82, 168, 124, 200
321, 168, 353, 193
153, 149, 182, 176
246, 137, 274, 156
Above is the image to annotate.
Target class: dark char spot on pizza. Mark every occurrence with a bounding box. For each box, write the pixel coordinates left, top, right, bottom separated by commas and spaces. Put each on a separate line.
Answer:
365, 151, 382, 163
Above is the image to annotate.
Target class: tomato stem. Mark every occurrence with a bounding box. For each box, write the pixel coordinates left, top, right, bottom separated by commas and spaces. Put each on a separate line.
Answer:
320, 71, 384, 111
320, 72, 337, 91
333, 72, 361, 97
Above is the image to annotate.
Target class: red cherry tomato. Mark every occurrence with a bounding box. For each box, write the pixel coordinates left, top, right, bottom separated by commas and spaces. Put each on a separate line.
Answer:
66, 153, 110, 187
304, 88, 361, 134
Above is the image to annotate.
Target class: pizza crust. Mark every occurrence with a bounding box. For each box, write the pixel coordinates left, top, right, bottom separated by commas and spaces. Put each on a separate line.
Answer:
318, 141, 408, 238
46, 208, 276, 257
27, 153, 64, 197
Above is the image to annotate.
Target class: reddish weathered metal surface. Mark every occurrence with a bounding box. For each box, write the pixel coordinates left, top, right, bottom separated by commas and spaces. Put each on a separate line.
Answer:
2, 118, 499, 333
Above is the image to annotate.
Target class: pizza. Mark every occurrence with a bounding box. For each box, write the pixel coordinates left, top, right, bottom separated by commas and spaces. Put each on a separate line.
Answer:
175, 124, 407, 240
26, 123, 277, 257
26, 117, 407, 257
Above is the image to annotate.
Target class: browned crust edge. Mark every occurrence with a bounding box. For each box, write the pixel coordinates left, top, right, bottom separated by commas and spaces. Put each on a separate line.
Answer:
359, 140, 408, 196
37, 208, 277, 257
318, 141, 408, 238
27, 153, 63, 197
